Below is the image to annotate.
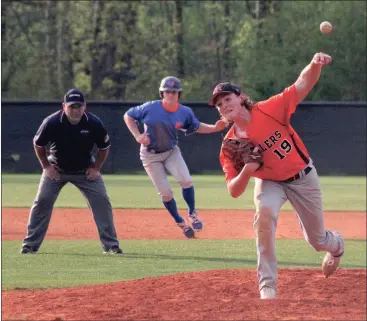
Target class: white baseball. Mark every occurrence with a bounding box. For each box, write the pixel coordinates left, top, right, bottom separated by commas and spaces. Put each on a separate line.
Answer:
320, 21, 332, 34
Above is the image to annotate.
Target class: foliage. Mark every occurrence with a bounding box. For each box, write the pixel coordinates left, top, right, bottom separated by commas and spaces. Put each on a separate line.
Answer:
1, 0, 366, 101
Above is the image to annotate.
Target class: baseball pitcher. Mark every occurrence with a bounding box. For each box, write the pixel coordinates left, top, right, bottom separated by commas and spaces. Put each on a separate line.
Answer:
209, 53, 344, 299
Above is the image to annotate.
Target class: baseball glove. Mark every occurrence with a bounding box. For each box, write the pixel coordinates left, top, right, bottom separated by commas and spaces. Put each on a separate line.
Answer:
221, 137, 263, 172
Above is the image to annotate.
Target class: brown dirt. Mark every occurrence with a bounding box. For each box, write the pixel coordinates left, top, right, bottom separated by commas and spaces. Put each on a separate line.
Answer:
2, 208, 366, 240
2, 208, 366, 320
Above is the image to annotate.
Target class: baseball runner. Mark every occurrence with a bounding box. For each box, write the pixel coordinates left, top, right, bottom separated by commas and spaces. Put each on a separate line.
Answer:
209, 52, 344, 299
124, 76, 227, 238
21, 89, 122, 255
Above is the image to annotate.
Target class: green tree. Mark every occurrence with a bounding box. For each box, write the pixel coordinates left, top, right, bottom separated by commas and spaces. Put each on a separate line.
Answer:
1, 0, 365, 101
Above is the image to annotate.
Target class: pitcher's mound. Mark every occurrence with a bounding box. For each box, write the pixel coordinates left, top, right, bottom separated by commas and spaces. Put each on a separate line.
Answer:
3, 268, 366, 320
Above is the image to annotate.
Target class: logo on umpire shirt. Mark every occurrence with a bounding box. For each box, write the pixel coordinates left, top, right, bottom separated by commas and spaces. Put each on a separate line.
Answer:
80, 129, 89, 135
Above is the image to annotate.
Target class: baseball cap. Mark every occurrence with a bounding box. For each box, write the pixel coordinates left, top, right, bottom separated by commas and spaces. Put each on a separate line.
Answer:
208, 82, 242, 106
64, 89, 85, 107
159, 76, 182, 92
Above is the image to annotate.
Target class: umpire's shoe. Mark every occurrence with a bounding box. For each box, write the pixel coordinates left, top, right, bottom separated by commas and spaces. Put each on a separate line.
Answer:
104, 245, 123, 255
177, 221, 195, 239
20, 245, 38, 254
188, 210, 203, 232
322, 232, 344, 278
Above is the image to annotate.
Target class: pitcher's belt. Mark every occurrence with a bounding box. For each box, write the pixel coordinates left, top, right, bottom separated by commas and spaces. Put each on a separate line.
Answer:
281, 166, 312, 183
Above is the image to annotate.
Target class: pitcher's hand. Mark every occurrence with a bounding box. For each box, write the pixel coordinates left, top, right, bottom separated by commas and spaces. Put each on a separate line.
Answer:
312, 52, 332, 66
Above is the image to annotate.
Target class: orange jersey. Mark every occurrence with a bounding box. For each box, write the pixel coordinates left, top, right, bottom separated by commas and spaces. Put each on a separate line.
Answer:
220, 85, 310, 182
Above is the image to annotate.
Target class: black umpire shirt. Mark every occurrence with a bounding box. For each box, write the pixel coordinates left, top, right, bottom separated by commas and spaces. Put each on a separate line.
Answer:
33, 110, 111, 173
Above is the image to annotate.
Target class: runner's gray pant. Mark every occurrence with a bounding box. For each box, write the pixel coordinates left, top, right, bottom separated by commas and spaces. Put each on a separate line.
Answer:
22, 173, 119, 251
140, 145, 193, 201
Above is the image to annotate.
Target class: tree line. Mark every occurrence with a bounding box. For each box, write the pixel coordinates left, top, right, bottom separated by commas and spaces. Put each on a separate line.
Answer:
2, 0, 366, 102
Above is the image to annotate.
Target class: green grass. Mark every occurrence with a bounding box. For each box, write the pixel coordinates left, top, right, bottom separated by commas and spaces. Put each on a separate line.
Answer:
1, 174, 366, 211
3, 175, 365, 292
2, 239, 366, 290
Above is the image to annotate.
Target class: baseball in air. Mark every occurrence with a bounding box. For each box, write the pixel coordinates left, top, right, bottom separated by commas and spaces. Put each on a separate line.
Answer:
320, 21, 332, 34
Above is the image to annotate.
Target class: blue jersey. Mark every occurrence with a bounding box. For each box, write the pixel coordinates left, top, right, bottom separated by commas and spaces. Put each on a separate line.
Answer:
127, 100, 200, 153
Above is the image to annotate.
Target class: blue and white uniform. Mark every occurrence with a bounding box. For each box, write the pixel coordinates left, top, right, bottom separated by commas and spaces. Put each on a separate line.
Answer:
127, 100, 200, 198
127, 100, 200, 153
126, 97, 202, 237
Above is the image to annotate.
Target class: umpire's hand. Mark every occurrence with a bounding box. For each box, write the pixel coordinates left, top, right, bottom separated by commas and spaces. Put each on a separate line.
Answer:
86, 167, 101, 180
44, 164, 60, 181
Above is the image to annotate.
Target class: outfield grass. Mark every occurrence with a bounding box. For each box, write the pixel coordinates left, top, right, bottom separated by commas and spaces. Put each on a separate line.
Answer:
2, 239, 366, 290
1, 174, 366, 211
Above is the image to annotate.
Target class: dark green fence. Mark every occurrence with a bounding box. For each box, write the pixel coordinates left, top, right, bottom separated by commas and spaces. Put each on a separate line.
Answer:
2, 100, 366, 175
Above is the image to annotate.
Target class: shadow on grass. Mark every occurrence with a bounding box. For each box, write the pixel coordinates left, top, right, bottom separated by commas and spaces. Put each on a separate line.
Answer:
34, 251, 367, 268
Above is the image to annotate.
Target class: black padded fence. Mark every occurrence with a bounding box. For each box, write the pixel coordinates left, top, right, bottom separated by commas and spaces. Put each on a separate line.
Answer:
2, 100, 366, 175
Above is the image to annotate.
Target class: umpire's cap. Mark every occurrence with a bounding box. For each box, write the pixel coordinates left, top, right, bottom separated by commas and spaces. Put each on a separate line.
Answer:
208, 82, 242, 106
64, 89, 85, 107
159, 76, 182, 92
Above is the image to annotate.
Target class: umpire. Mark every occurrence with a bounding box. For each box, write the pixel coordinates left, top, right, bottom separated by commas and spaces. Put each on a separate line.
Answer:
21, 89, 122, 255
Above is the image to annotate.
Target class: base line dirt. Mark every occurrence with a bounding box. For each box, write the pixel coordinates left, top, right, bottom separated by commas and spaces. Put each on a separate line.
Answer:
2, 208, 366, 320
2, 208, 366, 240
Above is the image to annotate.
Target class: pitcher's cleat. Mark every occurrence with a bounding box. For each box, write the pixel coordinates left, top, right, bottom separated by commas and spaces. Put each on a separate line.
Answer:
322, 233, 344, 278
260, 287, 276, 300
322, 252, 343, 278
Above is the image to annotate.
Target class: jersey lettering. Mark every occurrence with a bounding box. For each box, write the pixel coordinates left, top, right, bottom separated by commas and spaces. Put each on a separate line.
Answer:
257, 130, 283, 152
264, 139, 272, 148
258, 144, 267, 152
269, 135, 278, 144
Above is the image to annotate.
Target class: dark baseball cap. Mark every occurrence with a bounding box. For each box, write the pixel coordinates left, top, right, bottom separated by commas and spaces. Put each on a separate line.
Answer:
64, 89, 85, 107
209, 82, 242, 106
159, 76, 182, 92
